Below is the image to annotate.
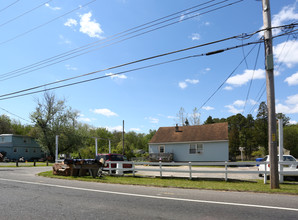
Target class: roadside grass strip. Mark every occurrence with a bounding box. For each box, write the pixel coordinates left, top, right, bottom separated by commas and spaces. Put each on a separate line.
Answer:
38, 171, 298, 195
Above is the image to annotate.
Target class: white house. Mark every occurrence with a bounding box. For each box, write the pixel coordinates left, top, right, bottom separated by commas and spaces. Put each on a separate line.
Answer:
148, 123, 229, 162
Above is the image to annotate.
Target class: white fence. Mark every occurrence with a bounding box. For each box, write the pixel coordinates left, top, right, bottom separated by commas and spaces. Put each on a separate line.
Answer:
105, 161, 298, 184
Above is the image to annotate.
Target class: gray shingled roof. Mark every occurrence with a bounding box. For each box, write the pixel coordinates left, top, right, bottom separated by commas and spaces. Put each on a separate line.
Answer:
149, 122, 228, 143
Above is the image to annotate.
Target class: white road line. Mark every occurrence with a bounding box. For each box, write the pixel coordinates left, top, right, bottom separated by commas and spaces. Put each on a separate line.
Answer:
1, 177, 297, 212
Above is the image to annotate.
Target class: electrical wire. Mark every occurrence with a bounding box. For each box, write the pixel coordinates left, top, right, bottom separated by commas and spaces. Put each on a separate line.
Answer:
198, 42, 260, 111
0, 106, 31, 123
0, 0, 96, 46
0, 0, 52, 28
0, 26, 295, 101
0, 0, 20, 13
0, 32, 262, 99
242, 42, 262, 114
0, 40, 263, 101
0, 0, 244, 81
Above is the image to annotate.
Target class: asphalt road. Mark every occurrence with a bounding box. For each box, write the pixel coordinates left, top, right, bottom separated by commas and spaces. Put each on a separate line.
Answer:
0, 167, 298, 220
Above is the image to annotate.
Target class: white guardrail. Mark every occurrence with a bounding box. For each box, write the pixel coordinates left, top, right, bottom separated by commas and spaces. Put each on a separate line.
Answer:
105, 161, 298, 184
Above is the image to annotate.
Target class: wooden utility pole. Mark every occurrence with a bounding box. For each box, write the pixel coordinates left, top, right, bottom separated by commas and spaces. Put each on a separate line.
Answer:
262, 0, 279, 189
122, 120, 125, 155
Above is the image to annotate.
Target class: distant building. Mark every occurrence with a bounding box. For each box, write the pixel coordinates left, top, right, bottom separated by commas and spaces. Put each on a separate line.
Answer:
148, 123, 229, 162
0, 134, 44, 161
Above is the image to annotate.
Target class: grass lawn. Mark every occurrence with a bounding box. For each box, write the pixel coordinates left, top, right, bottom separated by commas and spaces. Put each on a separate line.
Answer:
38, 171, 298, 195
0, 162, 54, 167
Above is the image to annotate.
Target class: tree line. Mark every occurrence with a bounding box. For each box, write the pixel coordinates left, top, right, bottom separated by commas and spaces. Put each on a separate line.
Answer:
0, 92, 155, 161
1, 92, 298, 161
203, 102, 298, 160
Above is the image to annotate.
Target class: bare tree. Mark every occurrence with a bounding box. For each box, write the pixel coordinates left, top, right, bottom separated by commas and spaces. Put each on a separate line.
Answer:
189, 107, 200, 125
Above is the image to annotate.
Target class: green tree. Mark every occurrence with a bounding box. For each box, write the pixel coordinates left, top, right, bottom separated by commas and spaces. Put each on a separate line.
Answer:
254, 102, 268, 154
204, 116, 214, 124
0, 115, 13, 134
30, 92, 85, 160
227, 114, 246, 160
283, 124, 298, 158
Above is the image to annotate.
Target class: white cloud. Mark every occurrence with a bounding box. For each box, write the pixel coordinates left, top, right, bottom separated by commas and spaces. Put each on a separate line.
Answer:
179, 14, 185, 22
190, 33, 200, 41
146, 117, 159, 124
205, 67, 211, 72
65, 64, 77, 71
285, 94, 298, 105
130, 128, 141, 132
91, 108, 118, 117
202, 106, 214, 111
79, 12, 104, 38
204, 21, 210, 26
178, 81, 187, 89
78, 117, 92, 122
105, 73, 127, 79
259, 3, 298, 37
276, 94, 298, 114
179, 78, 199, 89
224, 86, 233, 91
45, 3, 61, 11
233, 100, 245, 107
271, 3, 298, 35
167, 116, 177, 119
289, 120, 297, 125
274, 40, 298, 68
59, 35, 72, 45
105, 125, 122, 132
64, 18, 78, 27
285, 72, 298, 86
185, 79, 199, 84
225, 105, 242, 114
225, 99, 257, 114
226, 69, 265, 86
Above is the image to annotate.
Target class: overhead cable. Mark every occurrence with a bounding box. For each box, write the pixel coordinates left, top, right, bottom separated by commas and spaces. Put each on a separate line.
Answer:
0, 0, 53, 28
0, 0, 20, 13
0, 0, 243, 81
0, 40, 263, 101
0, 0, 96, 46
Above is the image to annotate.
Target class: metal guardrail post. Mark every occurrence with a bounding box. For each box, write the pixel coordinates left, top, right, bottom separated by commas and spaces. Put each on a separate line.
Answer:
264, 162, 267, 184
159, 161, 162, 178
189, 162, 192, 180
225, 161, 228, 181
16, 161, 18, 167
133, 161, 135, 177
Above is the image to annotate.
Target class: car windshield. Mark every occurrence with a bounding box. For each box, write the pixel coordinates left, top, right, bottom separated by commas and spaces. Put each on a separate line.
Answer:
110, 155, 124, 161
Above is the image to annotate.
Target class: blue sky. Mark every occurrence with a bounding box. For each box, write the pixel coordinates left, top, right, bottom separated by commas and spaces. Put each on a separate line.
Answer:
0, 0, 297, 133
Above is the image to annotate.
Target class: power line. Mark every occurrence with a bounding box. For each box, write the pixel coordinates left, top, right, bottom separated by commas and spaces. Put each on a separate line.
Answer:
0, 0, 20, 13
242, 41, 262, 114
198, 42, 260, 111
0, 26, 295, 101
248, 34, 294, 114
0, 31, 261, 99
0, 106, 31, 123
0, 0, 53, 28
0, 0, 96, 46
0, 0, 244, 81
0, 40, 263, 101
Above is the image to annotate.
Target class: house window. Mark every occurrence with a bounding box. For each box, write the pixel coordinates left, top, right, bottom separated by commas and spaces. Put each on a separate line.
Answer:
33, 149, 36, 153
25, 148, 28, 153
159, 145, 165, 153
13, 148, 17, 153
189, 144, 203, 154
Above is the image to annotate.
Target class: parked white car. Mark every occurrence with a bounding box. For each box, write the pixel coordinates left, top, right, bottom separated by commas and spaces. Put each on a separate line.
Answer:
258, 155, 298, 177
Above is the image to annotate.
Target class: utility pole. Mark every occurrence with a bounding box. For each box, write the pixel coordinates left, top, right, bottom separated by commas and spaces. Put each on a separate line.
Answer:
122, 120, 125, 155
55, 135, 59, 163
262, 0, 279, 189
